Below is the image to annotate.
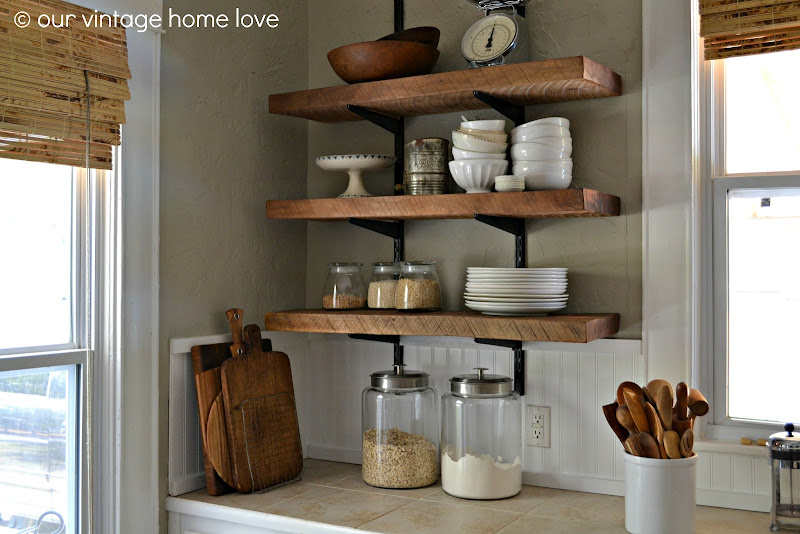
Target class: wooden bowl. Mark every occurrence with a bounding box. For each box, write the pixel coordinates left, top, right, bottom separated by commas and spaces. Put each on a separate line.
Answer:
377, 26, 441, 48
327, 41, 440, 84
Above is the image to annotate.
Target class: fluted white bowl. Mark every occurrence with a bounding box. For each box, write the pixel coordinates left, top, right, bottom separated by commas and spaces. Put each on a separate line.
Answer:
449, 159, 508, 193
453, 147, 506, 160
511, 142, 573, 161
457, 128, 508, 143
452, 130, 508, 153
511, 125, 570, 144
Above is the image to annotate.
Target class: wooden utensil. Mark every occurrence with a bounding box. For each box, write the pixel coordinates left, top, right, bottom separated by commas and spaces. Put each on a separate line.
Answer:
616, 381, 643, 406
664, 430, 682, 459
206, 392, 235, 485
623, 388, 650, 434
688, 388, 709, 417
220, 324, 303, 493
603, 402, 629, 445
638, 432, 661, 459
377, 26, 441, 48
646, 379, 674, 404
642, 386, 657, 407
673, 382, 692, 436
626, 434, 643, 457
616, 405, 638, 435
656, 385, 673, 431
644, 402, 668, 459
680, 428, 694, 458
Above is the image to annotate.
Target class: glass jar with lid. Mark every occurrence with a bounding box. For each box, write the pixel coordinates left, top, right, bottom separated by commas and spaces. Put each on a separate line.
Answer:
395, 261, 442, 311
368, 262, 401, 309
322, 262, 366, 309
768, 423, 800, 531
441, 367, 522, 500
362, 364, 439, 489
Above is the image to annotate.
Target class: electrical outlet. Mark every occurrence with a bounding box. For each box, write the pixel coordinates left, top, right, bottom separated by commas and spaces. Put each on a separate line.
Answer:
527, 405, 550, 448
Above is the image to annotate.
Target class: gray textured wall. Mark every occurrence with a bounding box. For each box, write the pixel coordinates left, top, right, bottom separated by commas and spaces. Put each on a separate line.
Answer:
159, 0, 308, 528
305, 0, 642, 337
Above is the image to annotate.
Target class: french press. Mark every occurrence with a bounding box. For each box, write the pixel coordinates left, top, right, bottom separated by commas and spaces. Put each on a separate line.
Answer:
769, 423, 800, 531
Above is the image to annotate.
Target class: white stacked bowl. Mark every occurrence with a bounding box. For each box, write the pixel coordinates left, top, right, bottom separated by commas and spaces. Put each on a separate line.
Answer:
450, 119, 509, 193
509, 118, 572, 191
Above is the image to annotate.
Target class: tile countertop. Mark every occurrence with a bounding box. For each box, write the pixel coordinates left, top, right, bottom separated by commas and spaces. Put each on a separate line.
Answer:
166, 459, 770, 534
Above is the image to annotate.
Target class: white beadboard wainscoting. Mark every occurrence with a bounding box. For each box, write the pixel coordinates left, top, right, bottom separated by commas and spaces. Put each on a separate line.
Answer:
168, 333, 769, 511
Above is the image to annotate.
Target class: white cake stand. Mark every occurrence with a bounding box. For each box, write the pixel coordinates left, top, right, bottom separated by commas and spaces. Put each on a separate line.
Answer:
315, 154, 396, 198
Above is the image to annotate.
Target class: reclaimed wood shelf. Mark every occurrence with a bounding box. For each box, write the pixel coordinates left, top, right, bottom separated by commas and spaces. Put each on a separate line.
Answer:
269, 56, 622, 123
266, 189, 620, 221
265, 310, 619, 344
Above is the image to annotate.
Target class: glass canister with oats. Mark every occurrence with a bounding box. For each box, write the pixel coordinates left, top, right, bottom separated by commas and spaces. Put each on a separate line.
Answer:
396, 261, 442, 311
362, 364, 439, 488
322, 262, 367, 310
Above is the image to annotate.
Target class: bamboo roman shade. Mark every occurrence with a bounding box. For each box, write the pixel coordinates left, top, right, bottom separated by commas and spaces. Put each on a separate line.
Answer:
0, 0, 130, 169
700, 0, 800, 60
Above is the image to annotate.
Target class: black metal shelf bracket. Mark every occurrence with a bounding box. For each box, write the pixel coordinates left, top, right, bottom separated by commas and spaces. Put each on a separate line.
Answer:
474, 215, 526, 268
473, 91, 525, 127
347, 218, 405, 263
346, 105, 402, 135
474, 338, 525, 396
349, 334, 404, 366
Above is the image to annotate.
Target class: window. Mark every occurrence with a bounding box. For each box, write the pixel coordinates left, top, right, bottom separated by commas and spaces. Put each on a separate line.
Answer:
707, 49, 800, 436
0, 159, 106, 534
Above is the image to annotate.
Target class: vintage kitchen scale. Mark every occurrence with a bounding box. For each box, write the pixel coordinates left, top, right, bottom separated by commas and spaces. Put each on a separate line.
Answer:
462, 0, 530, 68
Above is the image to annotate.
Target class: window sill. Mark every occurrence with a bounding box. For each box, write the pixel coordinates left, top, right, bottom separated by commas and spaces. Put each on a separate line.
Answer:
694, 439, 769, 458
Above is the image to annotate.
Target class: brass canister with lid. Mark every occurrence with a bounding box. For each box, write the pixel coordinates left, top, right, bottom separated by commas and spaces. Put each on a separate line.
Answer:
404, 138, 449, 195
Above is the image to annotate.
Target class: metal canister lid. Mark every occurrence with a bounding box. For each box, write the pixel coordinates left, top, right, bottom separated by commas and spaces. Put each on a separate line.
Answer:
370, 364, 429, 389
450, 367, 513, 396
768, 423, 800, 462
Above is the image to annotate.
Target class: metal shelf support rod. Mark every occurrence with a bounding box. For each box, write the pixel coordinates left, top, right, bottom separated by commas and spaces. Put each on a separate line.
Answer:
349, 334, 404, 366
474, 338, 525, 396
473, 91, 526, 127
473, 215, 526, 268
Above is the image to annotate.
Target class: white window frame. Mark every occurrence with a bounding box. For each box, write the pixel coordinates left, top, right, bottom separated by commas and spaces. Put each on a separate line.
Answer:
702, 53, 800, 437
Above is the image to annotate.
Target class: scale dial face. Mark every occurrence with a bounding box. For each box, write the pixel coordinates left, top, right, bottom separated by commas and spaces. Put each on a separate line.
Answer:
461, 13, 519, 63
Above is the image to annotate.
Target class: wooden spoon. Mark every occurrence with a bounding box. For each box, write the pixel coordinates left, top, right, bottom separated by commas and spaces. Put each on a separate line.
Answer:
642, 386, 657, 407
638, 432, 661, 459
616, 381, 643, 406
688, 388, 709, 417
656, 385, 673, 431
603, 402, 629, 445
626, 433, 643, 457
675, 382, 689, 420
680, 428, 695, 458
623, 388, 650, 434
664, 430, 682, 459
644, 402, 667, 459
647, 379, 674, 403
616, 405, 638, 435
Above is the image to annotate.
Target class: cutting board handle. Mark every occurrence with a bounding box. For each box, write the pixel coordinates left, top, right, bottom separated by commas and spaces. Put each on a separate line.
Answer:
243, 324, 262, 354
226, 308, 244, 345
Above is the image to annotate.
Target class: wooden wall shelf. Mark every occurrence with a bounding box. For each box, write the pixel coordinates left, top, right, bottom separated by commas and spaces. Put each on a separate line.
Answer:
264, 310, 620, 344
269, 56, 622, 123
266, 189, 620, 221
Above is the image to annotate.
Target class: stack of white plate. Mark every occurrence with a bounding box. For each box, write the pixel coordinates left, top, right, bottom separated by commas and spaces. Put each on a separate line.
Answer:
464, 267, 568, 315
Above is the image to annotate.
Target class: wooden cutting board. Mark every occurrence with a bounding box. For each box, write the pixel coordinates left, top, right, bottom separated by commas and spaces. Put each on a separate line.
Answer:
220, 325, 303, 493
191, 309, 273, 496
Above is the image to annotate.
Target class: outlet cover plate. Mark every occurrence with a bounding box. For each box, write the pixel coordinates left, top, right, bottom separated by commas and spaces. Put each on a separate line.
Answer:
527, 405, 550, 448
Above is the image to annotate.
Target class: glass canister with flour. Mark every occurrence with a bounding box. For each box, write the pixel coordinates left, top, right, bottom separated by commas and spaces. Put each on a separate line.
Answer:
362, 365, 439, 489
441, 368, 522, 499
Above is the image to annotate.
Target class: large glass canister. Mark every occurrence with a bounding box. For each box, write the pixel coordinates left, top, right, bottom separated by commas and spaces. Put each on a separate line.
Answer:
322, 262, 366, 309
395, 261, 442, 311
362, 364, 439, 488
441, 367, 522, 500
769, 423, 800, 531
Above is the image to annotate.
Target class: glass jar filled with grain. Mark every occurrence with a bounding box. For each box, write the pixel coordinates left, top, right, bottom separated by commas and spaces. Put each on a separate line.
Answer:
396, 261, 442, 311
362, 364, 439, 488
322, 262, 366, 310
368, 262, 401, 309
